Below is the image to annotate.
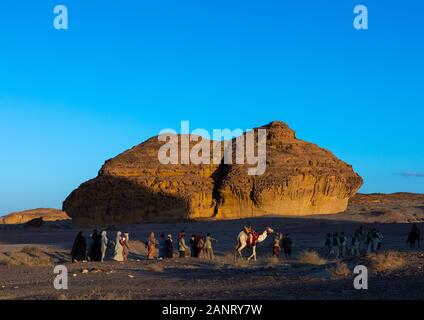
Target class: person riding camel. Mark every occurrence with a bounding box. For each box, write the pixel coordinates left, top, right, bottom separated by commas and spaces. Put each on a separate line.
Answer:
243, 224, 255, 245
243, 225, 252, 234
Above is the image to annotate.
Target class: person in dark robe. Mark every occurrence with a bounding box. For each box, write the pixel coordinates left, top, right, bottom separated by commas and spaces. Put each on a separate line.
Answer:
323, 233, 332, 257
190, 234, 197, 257
71, 231, 87, 262
282, 234, 293, 258
165, 234, 174, 258
89, 229, 102, 262
158, 233, 166, 259
407, 231, 417, 248
411, 224, 421, 248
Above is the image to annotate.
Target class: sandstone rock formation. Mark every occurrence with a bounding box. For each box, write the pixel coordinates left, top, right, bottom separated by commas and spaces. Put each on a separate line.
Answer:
0, 208, 70, 225
63, 121, 363, 226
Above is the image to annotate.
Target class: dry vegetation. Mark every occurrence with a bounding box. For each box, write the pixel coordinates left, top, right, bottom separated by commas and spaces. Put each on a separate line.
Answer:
328, 262, 351, 279
214, 253, 251, 268
367, 251, 407, 273
143, 262, 165, 273
21, 246, 42, 256
266, 256, 280, 266
298, 250, 328, 266
0, 247, 53, 266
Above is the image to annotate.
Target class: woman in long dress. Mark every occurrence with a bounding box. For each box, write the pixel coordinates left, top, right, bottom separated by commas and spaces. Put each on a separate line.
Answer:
101, 231, 108, 261
146, 232, 157, 259
113, 231, 124, 262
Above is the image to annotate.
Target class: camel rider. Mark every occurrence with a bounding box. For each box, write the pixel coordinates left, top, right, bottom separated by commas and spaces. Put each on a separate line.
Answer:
243, 224, 254, 245
243, 224, 253, 234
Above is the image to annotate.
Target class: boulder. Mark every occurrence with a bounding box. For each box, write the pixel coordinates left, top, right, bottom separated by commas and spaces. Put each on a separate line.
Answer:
63, 121, 362, 225
24, 217, 44, 228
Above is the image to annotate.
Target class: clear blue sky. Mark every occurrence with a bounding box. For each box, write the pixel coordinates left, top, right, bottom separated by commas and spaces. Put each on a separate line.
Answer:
0, 0, 423, 215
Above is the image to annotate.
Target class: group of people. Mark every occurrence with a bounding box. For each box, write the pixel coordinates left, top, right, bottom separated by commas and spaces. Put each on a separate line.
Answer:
272, 233, 293, 258
323, 227, 384, 259
71, 230, 130, 262
323, 225, 422, 259
71, 223, 422, 263
71, 229, 219, 262
176, 231, 218, 260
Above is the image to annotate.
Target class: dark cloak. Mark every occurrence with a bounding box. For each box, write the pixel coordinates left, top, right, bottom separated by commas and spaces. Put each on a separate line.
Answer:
90, 231, 102, 261
165, 238, 173, 258
71, 232, 87, 262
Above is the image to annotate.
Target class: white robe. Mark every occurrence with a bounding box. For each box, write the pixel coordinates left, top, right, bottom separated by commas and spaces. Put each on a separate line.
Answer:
113, 232, 124, 262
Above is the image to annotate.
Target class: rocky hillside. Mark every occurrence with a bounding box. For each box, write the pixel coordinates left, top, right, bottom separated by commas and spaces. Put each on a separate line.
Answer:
63, 121, 363, 226
0, 208, 70, 225
343, 193, 424, 223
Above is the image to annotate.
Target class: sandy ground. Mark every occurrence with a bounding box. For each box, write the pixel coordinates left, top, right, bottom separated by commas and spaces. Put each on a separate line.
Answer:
0, 194, 423, 300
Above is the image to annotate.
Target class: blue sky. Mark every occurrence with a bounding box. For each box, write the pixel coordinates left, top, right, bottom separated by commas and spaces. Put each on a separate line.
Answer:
0, 0, 423, 214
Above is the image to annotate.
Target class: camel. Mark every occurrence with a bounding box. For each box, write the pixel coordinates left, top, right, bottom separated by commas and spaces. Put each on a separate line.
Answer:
234, 227, 274, 261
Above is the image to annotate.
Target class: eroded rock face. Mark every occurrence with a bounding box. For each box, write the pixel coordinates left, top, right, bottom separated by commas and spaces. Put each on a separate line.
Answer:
63, 121, 362, 226
214, 122, 362, 218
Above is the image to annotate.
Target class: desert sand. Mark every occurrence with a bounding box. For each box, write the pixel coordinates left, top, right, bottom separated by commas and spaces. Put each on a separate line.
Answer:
0, 193, 423, 300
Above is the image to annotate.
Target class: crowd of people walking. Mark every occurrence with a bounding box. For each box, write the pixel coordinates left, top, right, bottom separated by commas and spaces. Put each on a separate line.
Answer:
71, 224, 421, 263
320, 225, 423, 259
176, 231, 218, 259
71, 229, 218, 262
71, 229, 131, 262
323, 227, 385, 259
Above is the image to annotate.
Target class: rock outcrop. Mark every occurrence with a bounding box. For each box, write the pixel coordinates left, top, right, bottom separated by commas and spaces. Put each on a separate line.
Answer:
0, 208, 70, 225
24, 217, 44, 228
63, 121, 362, 226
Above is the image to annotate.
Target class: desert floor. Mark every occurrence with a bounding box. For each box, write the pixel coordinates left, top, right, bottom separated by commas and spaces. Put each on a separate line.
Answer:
0, 193, 423, 300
